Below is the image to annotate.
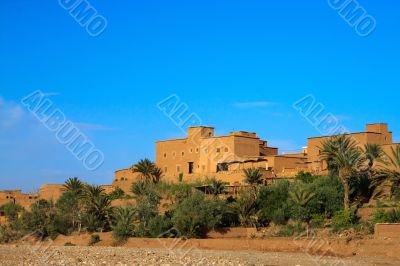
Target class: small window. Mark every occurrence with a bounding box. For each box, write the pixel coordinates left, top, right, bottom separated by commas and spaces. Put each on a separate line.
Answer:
173, 152, 176, 157
190, 148, 193, 153
196, 148, 199, 153
208, 132, 212, 136
225, 147, 228, 152
182, 151, 185, 156
164, 167, 168, 173
164, 153, 167, 158
216, 148, 220, 153
6, 196, 9, 199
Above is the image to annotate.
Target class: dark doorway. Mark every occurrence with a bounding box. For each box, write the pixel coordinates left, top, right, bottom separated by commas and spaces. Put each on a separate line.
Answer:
188, 162, 194, 174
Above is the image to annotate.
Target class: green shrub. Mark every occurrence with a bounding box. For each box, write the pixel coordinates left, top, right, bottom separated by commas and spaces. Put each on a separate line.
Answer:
310, 214, 325, 228
258, 181, 290, 225
89, 234, 101, 246
64, 242, 76, 246
387, 208, 400, 223
294, 171, 317, 184
172, 193, 226, 238
372, 209, 389, 224
305, 176, 344, 218
147, 215, 173, 237
332, 210, 357, 232
0, 203, 23, 221
277, 223, 305, 237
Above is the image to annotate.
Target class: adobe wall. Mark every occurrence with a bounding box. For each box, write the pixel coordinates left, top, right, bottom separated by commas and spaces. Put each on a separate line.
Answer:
112, 169, 141, 193
0, 190, 38, 209
375, 223, 400, 239
39, 184, 64, 202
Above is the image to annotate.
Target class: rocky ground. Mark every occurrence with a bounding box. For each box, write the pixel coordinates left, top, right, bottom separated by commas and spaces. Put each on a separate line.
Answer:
0, 245, 398, 266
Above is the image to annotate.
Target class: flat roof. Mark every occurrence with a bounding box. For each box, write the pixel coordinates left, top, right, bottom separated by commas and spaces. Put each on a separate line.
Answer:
308, 131, 387, 140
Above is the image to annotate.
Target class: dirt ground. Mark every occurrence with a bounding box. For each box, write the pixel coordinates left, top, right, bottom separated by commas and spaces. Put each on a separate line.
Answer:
0, 245, 398, 266
0, 233, 399, 266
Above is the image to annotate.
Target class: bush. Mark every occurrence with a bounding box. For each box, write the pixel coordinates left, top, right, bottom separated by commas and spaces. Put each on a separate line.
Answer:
372, 209, 389, 224
172, 193, 226, 238
64, 242, 76, 246
234, 191, 259, 227
277, 223, 305, 237
0, 203, 23, 221
310, 214, 325, 228
294, 171, 317, 184
258, 181, 290, 225
147, 215, 173, 237
387, 208, 400, 223
89, 234, 101, 246
332, 210, 357, 232
306, 176, 344, 218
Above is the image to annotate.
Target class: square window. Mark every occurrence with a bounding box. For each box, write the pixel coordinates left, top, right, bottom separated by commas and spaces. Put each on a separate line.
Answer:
216, 148, 220, 153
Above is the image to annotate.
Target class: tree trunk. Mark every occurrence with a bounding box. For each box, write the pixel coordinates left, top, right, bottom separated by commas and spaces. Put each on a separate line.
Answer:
343, 179, 350, 210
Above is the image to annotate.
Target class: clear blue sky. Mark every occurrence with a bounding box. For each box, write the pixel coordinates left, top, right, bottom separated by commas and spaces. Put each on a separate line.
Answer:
1, 1, 399, 192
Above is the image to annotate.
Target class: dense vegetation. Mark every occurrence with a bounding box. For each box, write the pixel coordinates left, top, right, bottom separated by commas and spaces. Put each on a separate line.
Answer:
1, 139, 400, 243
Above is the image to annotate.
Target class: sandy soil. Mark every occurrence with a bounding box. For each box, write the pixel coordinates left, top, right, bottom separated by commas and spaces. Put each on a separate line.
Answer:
1, 233, 399, 266
0, 245, 397, 266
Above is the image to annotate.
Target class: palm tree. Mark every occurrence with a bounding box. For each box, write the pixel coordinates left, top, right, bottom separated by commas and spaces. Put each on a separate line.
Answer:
63, 177, 84, 194
130, 180, 148, 197
371, 145, 400, 200
132, 159, 163, 184
112, 206, 135, 242
82, 185, 105, 201
320, 135, 365, 210
364, 143, 385, 170
243, 168, 264, 186
208, 179, 226, 198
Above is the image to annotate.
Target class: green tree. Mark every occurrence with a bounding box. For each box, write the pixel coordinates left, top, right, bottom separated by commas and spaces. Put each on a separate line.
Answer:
243, 168, 264, 186
289, 187, 315, 222
81, 185, 113, 232
171, 193, 225, 238
320, 135, 365, 210
108, 187, 125, 200
63, 177, 85, 194
371, 145, 400, 200
208, 179, 226, 198
234, 190, 259, 227
364, 143, 385, 170
112, 206, 135, 242
132, 159, 163, 184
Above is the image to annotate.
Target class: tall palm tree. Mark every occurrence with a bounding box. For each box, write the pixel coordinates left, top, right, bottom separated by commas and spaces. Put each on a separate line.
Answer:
371, 145, 400, 199
320, 135, 365, 210
132, 159, 163, 184
63, 177, 84, 194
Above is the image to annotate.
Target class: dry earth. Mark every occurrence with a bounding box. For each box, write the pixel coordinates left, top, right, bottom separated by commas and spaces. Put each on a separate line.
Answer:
0, 245, 398, 266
